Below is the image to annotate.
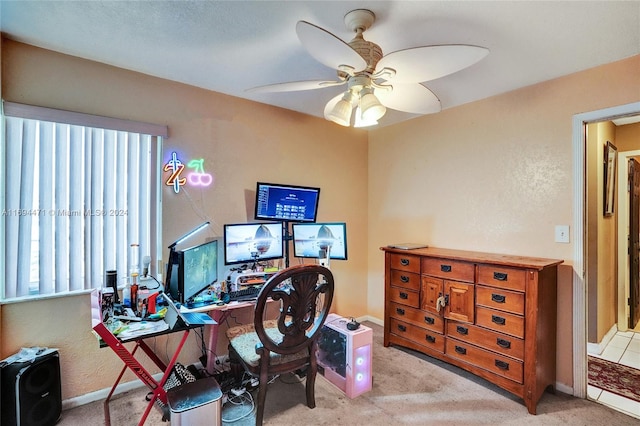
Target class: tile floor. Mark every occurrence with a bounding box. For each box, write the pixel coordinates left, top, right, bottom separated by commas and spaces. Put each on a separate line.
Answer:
587, 330, 640, 419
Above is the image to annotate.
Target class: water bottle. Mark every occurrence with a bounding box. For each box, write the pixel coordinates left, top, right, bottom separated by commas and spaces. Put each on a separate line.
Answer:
122, 283, 131, 308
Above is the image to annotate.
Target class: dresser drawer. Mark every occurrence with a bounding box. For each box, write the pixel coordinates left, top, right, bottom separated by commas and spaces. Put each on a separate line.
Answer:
446, 338, 523, 383
390, 254, 421, 274
388, 286, 419, 308
477, 265, 526, 292
389, 318, 445, 353
476, 285, 525, 315
476, 306, 524, 339
390, 269, 420, 291
389, 302, 444, 334
422, 257, 474, 283
447, 321, 524, 361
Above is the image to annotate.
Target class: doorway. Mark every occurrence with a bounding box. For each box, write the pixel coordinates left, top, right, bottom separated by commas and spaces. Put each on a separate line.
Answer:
572, 101, 640, 404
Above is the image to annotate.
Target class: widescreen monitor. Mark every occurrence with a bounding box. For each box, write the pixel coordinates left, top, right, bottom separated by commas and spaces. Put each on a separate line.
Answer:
224, 222, 284, 265
254, 182, 320, 223
292, 222, 348, 260
166, 239, 218, 303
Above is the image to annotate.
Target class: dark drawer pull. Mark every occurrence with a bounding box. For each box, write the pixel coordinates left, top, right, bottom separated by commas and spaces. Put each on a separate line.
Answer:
440, 264, 452, 273
396, 307, 405, 315
496, 338, 511, 349
399, 292, 408, 300
491, 293, 506, 303
426, 335, 436, 343
495, 360, 509, 371
493, 272, 508, 281
456, 325, 469, 335
454, 345, 467, 355
397, 324, 407, 332
400, 258, 410, 266
400, 275, 410, 283
424, 316, 435, 325
492, 315, 506, 326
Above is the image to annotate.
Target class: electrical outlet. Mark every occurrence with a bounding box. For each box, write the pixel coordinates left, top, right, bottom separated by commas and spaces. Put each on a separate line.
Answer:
555, 225, 570, 243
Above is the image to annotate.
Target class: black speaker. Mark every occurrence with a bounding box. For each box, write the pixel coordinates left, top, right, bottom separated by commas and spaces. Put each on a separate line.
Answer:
1, 349, 62, 426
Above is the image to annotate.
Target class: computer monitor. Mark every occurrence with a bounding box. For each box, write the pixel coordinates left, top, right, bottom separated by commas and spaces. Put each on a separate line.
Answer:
254, 182, 320, 223
292, 222, 348, 260
166, 239, 218, 304
224, 222, 284, 265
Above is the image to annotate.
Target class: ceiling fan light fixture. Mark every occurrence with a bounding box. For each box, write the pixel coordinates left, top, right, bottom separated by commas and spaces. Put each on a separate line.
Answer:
354, 106, 378, 128
326, 91, 355, 126
359, 87, 386, 121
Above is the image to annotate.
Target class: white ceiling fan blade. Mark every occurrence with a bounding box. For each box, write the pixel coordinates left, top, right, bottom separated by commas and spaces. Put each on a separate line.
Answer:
376, 84, 441, 114
247, 80, 345, 93
376, 45, 489, 84
296, 21, 367, 72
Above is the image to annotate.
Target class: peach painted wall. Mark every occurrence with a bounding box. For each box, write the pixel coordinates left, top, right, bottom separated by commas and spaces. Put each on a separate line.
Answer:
616, 122, 640, 151
0, 39, 368, 400
585, 121, 617, 343
368, 55, 640, 389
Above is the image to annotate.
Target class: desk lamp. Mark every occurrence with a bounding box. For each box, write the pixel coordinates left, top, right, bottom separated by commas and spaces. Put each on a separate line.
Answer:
165, 221, 210, 292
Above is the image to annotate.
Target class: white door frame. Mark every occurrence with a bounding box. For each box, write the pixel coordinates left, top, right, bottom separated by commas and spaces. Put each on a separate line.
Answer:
571, 101, 640, 398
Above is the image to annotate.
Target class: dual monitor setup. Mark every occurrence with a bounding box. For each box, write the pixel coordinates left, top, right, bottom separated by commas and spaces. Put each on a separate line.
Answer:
166, 182, 348, 305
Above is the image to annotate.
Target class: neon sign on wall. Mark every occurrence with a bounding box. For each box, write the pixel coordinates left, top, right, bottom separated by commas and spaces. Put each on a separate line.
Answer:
164, 151, 213, 193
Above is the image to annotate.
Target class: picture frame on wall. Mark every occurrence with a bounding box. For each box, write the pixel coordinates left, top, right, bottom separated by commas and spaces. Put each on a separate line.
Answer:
604, 141, 618, 216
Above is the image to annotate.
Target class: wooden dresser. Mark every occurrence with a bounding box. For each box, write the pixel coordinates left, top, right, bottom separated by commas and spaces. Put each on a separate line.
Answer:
381, 246, 563, 414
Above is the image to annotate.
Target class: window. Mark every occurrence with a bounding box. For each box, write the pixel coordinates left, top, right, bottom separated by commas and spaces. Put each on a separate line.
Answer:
1, 102, 167, 301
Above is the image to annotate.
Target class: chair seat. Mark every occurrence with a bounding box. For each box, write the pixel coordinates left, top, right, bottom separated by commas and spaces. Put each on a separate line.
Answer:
227, 320, 309, 368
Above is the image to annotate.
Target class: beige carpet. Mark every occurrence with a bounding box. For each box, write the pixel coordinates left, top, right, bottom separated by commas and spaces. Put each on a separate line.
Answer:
58, 322, 639, 425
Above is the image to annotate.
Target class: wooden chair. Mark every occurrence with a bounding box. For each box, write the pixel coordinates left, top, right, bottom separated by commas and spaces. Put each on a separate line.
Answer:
226, 264, 334, 425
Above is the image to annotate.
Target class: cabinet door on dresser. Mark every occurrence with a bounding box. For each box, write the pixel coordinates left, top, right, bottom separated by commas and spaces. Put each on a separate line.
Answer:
444, 280, 475, 323
420, 276, 442, 313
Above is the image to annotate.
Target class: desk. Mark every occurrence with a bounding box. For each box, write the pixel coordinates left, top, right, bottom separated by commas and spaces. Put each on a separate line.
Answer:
90, 290, 210, 426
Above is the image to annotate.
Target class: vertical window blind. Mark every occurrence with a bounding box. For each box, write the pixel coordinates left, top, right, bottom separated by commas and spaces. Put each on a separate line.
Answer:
1, 102, 167, 300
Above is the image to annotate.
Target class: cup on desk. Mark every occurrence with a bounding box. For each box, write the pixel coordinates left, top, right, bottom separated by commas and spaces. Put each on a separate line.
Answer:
105, 270, 119, 303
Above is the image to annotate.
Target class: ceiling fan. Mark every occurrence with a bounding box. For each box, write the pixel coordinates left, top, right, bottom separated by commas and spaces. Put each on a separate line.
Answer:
248, 9, 489, 128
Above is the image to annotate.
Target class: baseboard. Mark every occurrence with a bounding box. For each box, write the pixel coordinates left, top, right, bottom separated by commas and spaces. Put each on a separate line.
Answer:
61, 372, 163, 411
357, 315, 383, 326
555, 381, 573, 395
586, 323, 617, 355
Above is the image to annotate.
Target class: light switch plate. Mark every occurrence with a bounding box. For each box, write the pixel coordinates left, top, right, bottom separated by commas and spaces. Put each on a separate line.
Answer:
555, 225, 570, 243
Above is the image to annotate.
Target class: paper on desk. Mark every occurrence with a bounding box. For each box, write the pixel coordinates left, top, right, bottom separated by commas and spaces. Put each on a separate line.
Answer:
117, 320, 169, 339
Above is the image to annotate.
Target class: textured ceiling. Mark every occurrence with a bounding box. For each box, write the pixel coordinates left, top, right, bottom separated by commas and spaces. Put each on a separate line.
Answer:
1, 1, 639, 128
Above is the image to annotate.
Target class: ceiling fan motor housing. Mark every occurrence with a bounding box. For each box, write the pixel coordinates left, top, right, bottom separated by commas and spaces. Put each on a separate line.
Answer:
348, 35, 382, 74
345, 9, 382, 74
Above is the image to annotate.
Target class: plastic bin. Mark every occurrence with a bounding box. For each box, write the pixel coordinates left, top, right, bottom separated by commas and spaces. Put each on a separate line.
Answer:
167, 377, 223, 425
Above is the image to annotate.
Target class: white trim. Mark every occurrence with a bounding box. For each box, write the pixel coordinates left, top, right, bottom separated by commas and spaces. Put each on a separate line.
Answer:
61, 373, 163, 411
0, 102, 5, 299
586, 323, 618, 355
2, 101, 168, 138
572, 101, 640, 399
555, 381, 573, 396
358, 315, 383, 326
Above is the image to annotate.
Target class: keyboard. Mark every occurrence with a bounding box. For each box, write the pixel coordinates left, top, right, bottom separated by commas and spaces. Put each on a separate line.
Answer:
227, 286, 261, 302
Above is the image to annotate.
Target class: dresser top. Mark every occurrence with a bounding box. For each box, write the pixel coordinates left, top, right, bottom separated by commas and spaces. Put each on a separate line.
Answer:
381, 246, 564, 270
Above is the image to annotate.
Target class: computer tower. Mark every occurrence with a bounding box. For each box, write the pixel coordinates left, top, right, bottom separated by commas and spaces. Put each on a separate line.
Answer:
316, 314, 373, 398
1, 349, 62, 426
